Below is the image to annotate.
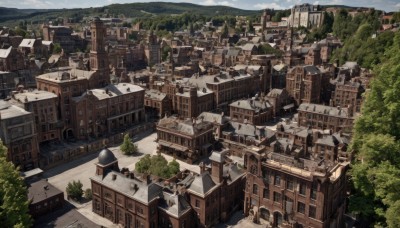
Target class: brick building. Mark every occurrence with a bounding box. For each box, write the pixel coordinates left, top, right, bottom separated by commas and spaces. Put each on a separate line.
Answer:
71, 83, 145, 140
243, 144, 349, 228
0, 46, 25, 72
304, 43, 322, 66
145, 30, 161, 66
156, 116, 214, 163
27, 179, 64, 218
0, 100, 39, 170
297, 103, 354, 133
172, 86, 214, 119
286, 65, 322, 106
144, 89, 171, 118
11, 89, 61, 144
42, 25, 77, 53
332, 81, 365, 114
229, 98, 273, 125
266, 88, 294, 117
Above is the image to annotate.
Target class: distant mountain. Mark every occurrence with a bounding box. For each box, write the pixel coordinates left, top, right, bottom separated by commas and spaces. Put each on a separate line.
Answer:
0, 2, 260, 25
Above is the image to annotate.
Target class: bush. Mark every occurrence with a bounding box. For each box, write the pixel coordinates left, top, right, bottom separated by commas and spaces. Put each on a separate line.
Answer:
135, 155, 180, 179
84, 188, 92, 200
66, 180, 83, 201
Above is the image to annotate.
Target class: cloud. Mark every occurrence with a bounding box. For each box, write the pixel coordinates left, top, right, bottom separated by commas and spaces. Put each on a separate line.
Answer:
201, 0, 233, 6
254, 3, 285, 10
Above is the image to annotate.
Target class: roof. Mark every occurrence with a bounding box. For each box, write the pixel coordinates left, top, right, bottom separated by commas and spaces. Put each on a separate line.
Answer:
158, 191, 192, 218
36, 69, 96, 83
19, 39, 36, 48
97, 148, 117, 166
188, 172, 217, 196
28, 179, 63, 204
197, 112, 228, 125
91, 171, 163, 205
298, 103, 353, 118
229, 99, 271, 112
209, 150, 227, 163
75, 83, 144, 101
223, 163, 245, 184
267, 89, 283, 98
0, 101, 30, 119
0, 46, 12, 58
304, 65, 320, 74
13, 90, 57, 103
145, 89, 167, 101
241, 43, 257, 51
157, 116, 213, 136
224, 121, 276, 139
226, 48, 241, 57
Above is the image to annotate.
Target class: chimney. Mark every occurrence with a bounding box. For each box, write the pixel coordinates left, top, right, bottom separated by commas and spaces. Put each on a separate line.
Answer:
199, 162, 206, 174
112, 174, 117, 181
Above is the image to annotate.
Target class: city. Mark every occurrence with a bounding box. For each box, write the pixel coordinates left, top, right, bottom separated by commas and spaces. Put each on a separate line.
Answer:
0, 1, 399, 228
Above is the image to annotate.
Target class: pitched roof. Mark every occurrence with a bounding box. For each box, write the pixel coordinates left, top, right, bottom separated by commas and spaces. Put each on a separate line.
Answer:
19, 39, 36, 48
158, 192, 192, 218
28, 179, 63, 204
0, 46, 12, 58
188, 172, 217, 196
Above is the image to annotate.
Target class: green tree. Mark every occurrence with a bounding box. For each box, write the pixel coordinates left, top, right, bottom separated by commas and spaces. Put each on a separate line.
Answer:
84, 188, 92, 200
350, 32, 400, 227
66, 180, 83, 201
0, 141, 32, 228
221, 23, 229, 38
53, 43, 62, 54
120, 134, 138, 155
135, 154, 151, 173
168, 159, 180, 176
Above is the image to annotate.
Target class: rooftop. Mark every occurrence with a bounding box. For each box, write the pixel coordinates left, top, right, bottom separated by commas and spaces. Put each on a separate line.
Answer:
28, 179, 63, 204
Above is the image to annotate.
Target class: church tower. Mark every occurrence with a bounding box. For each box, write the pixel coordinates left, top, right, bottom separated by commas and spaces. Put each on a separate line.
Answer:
90, 17, 110, 87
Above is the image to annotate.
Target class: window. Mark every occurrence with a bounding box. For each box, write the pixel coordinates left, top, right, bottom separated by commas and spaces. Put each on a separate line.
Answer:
253, 184, 258, 195
311, 182, 317, 200
298, 202, 305, 214
309, 205, 316, 218
273, 192, 281, 203
299, 182, 306, 195
263, 188, 269, 199
274, 174, 281, 186
287, 178, 294, 191
195, 199, 200, 208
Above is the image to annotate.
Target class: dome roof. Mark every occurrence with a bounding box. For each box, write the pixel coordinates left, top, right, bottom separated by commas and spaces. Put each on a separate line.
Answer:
98, 148, 117, 165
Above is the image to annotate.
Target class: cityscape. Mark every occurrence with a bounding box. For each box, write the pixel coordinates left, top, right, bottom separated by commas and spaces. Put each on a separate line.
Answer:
0, 1, 399, 228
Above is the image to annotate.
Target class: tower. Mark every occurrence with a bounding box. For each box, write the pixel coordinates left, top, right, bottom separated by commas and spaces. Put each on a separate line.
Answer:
90, 17, 110, 87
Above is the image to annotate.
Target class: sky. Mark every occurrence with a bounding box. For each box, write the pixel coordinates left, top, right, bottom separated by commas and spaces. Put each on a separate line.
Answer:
0, 0, 399, 12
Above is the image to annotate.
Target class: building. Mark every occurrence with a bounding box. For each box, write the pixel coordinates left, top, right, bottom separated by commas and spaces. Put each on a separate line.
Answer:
90, 148, 194, 228
27, 178, 64, 218
144, 89, 171, 118
71, 83, 145, 140
243, 144, 349, 228
18, 38, 48, 59
91, 148, 245, 228
229, 98, 273, 125
156, 116, 215, 163
0, 46, 25, 72
266, 88, 294, 117
42, 25, 76, 53
286, 65, 322, 106
172, 86, 214, 119
0, 100, 39, 170
36, 17, 111, 140
11, 89, 61, 144
145, 30, 161, 66
304, 43, 322, 66
289, 4, 324, 28
297, 103, 354, 133
332, 81, 365, 114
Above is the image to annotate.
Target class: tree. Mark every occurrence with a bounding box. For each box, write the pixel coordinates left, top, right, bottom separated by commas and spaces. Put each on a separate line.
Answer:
53, 43, 62, 54
120, 134, 138, 155
135, 155, 180, 179
0, 141, 32, 228
349, 32, 400, 227
221, 23, 229, 38
66, 180, 83, 201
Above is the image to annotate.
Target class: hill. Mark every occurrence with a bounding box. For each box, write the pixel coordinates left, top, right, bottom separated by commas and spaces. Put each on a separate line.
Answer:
0, 2, 260, 26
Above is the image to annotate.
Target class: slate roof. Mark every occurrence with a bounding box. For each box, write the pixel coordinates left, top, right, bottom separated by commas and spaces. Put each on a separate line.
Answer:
98, 148, 117, 166
198, 112, 228, 125
223, 163, 245, 184
267, 89, 283, 98
19, 39, 36, 48
229, 99, 272, 112
298, 103, 353, 118
187, 172, 217, 196
90, 171, 163, 205
158, 116, 213, 136
0, 101, 30, 119
28, 179, 63, 204
13, 90, 57, 103
73, 83, 144, 102
158, 192, 192, 218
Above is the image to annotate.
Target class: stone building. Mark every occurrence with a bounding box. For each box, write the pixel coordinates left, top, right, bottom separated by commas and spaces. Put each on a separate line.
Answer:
243, 144, 349, 228
0, 100, 39, 170
71, 83, 145, 140
289, 4, 324, 28
42, 25, 77, 53
156, 116, 214, 163
304, 43, 322, 66
173, 86, 214, 119
11, 89, 61, 144
266, 88, 294, 117
18, 38, 48, 59
229, 98, 273, 126
144, 30, 161, 66
286, 65, 322, 106
297, 103, 354, 133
